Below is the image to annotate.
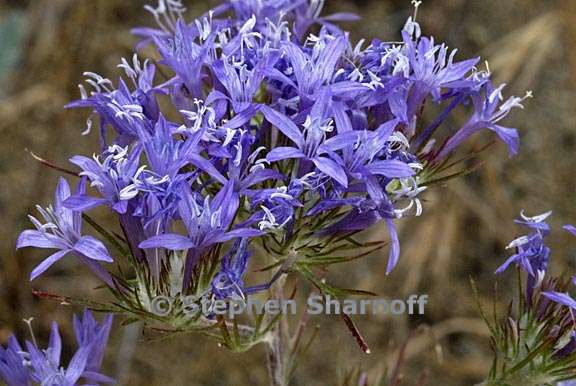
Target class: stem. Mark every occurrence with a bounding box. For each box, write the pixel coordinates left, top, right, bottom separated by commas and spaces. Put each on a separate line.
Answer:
267, 336, 287, 386
266, 276, 290, 386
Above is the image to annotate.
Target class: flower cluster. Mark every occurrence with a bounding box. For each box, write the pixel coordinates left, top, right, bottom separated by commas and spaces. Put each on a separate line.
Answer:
17, 0, 528, 335
496, 211, 552, 297
485, 213, 576, 385
0, 310, 114, 386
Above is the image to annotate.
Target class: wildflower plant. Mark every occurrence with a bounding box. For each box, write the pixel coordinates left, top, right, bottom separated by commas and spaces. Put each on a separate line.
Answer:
15, 0, 532, 384
0, 310, 114, 386
479, 214, 576, 386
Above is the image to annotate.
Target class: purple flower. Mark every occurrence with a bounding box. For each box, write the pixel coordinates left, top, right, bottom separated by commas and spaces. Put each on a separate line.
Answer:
496, 211, 552, 277
242, 178, 306, 233
66, 67, 160, 147
17, 178, 114, 283
211, 238, 251, 300
320, 197, 402, 274
20, 0, 529, 302
0, 337, 30, 386
0, 310, 114, 386
212, 53, 282, 113
65, 145, 143, 214
185, 117, 284, 196
153, 20, 214, 99
137, 115, 197, 180
434, 83, 529, 161
338, 120, 416, 199
140, 182, 263, 288
73, 311, 114, 375
401, 19, 480, 126
281, 31, 347, 98
263, 90, 353, 187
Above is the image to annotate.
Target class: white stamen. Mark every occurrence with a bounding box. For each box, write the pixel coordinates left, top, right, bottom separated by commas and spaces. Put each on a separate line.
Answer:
519, 210, 552, 224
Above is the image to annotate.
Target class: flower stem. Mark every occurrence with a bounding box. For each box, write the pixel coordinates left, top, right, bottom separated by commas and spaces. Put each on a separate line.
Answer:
266, 275, 290, 386
267, 336, 287, 386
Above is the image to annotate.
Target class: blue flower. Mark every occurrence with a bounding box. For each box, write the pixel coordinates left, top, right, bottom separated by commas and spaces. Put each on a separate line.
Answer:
20, 0, 529, 299
66, 67, 160, 147
496, 211, 552, 277
281, 31, 348, 98
212, 53, 283, 113
434, 83, 529, 161
401, 19, 480, 126
153, 20, 214, 99
338, 120, 416, 199
65, 145, 144, 214
73, 311, 114, 376
17, 178, 114, 284
0, 310, 114, 386
139, 181, 263, 289
211, 238, 251, 300
0, 336, 30, 386
262, 89, 354, 187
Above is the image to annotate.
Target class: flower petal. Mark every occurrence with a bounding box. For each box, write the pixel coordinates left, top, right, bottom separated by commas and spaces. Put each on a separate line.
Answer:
241, 169, 284, 189
64, 341, 91, 383
48, 322, 62, 365
222, 105, 260, 129
54, 177, 72, 210
139, 234, 195, 250
73, 236, 114, 262
543, 291, 576, 310
312, 157, 348, 187
495, 253, 521, 275
187, 154, 228, 184
321, 131, 362, 152
215, 228, 264, 243
367, 160, 415, 178
564, 225, 576, 236
385, 218, 400, 275
82, 371, 116, 384
491, 124, 519, 157
30, 249, 70, 280
17, 230, 65, 250
267, 147, 305, 162
260, 106, 304, 148
63, 194, 107, 212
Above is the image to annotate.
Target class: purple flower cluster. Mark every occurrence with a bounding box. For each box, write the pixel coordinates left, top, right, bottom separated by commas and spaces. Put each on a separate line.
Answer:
0, 310, 114, 386
496, 211, 576, 307
496, 211, 552, 292
489, 214, 576, 383
18, 0, 528, 302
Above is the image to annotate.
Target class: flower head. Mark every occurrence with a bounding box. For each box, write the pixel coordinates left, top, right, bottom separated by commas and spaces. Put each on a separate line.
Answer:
17, 178, 114, 284
18, 0, 529, 339
0, 310, 114, 386
496, 211, 552, 278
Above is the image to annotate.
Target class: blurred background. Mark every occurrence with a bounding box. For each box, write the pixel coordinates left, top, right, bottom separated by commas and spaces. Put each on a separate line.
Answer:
0, 0, 575, 385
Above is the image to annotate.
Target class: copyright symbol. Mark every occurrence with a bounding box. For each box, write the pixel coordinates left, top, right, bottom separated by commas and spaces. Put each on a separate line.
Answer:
151, 296, 172, 316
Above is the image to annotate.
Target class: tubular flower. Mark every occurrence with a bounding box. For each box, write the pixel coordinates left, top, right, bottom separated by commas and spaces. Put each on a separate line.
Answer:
17, 0, 528, 337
